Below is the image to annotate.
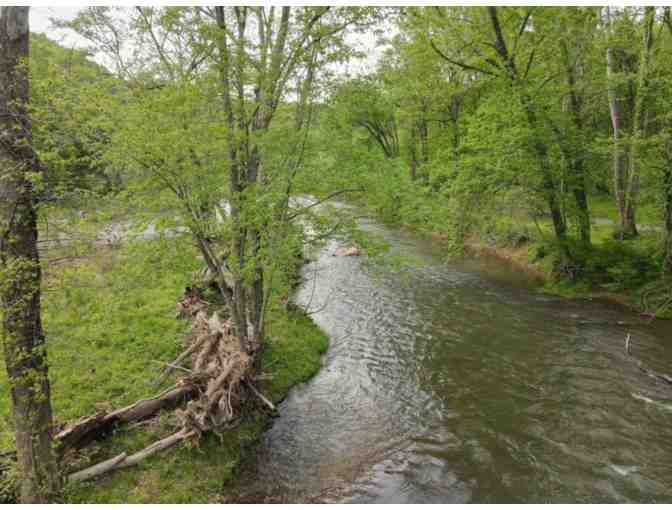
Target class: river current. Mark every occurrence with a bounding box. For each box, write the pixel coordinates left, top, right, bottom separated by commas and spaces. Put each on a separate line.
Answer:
232, 212, 672, 503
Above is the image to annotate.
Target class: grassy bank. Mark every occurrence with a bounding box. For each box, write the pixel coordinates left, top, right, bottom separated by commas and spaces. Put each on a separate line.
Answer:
333, 180, 670, 317
459, 218, 669, 318
0, 234, 329, 503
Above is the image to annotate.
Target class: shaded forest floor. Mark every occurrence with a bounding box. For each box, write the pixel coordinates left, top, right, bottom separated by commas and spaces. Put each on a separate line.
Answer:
0, 231, 328, 503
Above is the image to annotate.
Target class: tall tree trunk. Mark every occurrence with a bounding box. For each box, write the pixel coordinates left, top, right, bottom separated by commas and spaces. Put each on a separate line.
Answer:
214, 7, 249, 351
624, 6, 655, 238
521, 100, 567, 240
606, 46, 633, 238
418, 100, 429, 164
214, 6, 294, 354
0, 7, 60, 503
663, 9, 672, 276
560, 39, 591, 245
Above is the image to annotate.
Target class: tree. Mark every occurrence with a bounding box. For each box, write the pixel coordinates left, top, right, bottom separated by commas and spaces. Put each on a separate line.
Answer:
625, 6, 655, 238
210, 6, 372, 351
606, 7, 655, 239
0, 7, 60, 503
64, 5, 374, 351
426, 7, 569, 241
660, 7, 672, 275
549, 7, 601, 245
330, 76, 401, 160
29, 33, 120, 198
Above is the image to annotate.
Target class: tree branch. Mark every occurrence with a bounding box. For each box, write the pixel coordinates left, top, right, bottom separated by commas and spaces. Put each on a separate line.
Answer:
429, 38, 497, 76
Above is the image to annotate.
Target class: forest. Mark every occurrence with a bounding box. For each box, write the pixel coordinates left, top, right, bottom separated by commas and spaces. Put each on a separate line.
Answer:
1, 5, 672, 504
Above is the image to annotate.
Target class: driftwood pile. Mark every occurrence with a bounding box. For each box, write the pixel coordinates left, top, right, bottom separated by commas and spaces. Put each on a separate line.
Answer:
56, 290, 270, 483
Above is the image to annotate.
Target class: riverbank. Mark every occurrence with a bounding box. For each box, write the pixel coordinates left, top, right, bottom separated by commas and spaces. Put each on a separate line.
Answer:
339, 191, 669, 318
0, 234, 329, 503
462, 236, 646, 312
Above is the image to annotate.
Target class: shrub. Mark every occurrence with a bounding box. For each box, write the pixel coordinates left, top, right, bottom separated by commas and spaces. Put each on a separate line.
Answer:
544, 238, 659, 290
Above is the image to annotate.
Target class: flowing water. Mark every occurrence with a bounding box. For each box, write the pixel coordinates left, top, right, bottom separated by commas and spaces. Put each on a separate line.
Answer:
233, 212, 672, 503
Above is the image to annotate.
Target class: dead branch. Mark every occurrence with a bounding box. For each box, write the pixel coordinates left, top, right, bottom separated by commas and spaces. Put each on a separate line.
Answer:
55, 384, 196, 454
154, 334, 209, 387
244, 380, 276, 412
151, 360, 193, 375
67, 429, 197, 483
67, 453, 128, 483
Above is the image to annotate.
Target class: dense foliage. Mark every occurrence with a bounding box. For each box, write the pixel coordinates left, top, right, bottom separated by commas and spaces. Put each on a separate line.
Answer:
300, 7, 672, 310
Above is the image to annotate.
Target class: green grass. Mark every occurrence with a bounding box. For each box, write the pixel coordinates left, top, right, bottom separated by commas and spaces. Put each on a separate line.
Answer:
1, 233, 329, 503
589, 194, 661, 226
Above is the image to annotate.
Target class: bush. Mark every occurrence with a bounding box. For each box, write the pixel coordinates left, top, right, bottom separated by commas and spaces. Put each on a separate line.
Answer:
544, 238, 659, 290
485, 219, 532, 248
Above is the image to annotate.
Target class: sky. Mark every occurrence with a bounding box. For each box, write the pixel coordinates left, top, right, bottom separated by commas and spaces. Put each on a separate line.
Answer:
29, 6, 388, 76
31, 7, 86, 47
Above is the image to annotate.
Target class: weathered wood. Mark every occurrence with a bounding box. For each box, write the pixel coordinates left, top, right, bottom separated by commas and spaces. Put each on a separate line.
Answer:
55, 385, 196, 454
67, 429, 196, 483
67, 453, 128, 483
154, 335, 209, 386
245, 380, 276, 413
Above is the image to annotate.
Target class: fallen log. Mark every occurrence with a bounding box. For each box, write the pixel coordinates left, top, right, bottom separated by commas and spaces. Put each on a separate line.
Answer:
67, 429, 197, 483
56, 384, 197, 454
67, 453, 128, 483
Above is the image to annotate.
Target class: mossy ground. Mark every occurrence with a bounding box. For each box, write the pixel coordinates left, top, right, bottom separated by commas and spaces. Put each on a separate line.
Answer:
0, 233, 329, 503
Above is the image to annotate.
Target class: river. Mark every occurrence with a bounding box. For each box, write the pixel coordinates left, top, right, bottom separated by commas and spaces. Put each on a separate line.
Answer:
231, 210, 672, 503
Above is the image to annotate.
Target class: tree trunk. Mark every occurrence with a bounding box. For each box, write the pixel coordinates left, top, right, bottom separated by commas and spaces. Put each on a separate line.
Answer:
523, 102, 567, 240
409, 121, 418, 181
559, 39, 591, 245
664, 10, 672, 276
449, 94, 461, 165
624, 6, 655, 238
418, 100, 429, 165
0, 7, 60, 503
606, 47, 634, 238
572, 184, 591, 245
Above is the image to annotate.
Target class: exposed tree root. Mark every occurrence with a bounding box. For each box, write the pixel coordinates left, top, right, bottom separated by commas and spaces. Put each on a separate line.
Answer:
58, 291, 264, 482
